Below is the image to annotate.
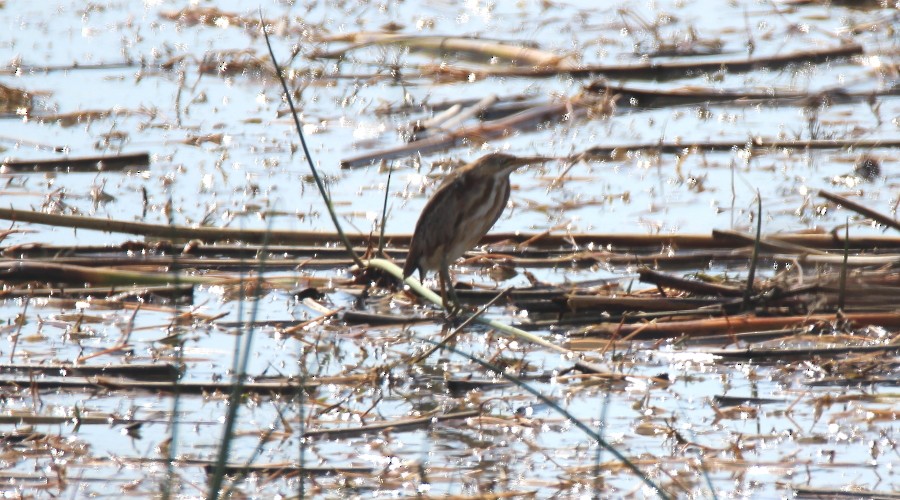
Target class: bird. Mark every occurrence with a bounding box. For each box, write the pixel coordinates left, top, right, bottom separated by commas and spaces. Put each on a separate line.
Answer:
402, 152, 548, 310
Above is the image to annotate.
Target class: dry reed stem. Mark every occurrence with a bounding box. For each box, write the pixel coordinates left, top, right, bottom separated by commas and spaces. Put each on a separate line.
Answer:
583, 312, 900, 338
818, 189, 900, 232
422, 43, 863, 79
3, 207, 900, 249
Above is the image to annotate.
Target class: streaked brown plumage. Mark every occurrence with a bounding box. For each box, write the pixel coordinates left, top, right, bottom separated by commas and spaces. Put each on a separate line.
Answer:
402, 152, 547, 307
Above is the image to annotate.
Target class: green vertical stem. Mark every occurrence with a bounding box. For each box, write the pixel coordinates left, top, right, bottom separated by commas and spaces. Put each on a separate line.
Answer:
742, 193, 762, 312
838, 219, 849, 311
378, 161, 394, 257
206, 220, 272, 499
162, 192, 183, 500
261, 14, 363, 268
427, 340, 671, 500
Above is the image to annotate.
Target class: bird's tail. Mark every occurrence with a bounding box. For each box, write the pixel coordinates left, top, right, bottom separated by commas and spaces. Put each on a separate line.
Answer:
401, 257, 417, 279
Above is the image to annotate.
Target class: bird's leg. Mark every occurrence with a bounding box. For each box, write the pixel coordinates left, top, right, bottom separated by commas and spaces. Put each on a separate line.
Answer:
446, 268, 463, 311
437, 267, 449, 311
439, 263, 462, 318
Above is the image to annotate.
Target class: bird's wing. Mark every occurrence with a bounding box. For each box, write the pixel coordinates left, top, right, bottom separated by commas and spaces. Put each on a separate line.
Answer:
403, 175, 470, 276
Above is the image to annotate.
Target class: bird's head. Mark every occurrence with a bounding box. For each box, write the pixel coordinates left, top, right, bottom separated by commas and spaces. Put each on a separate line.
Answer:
473, 152, 551, 177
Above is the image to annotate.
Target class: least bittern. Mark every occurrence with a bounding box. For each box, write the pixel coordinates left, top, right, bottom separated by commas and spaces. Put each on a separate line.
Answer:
402, 152, 548, 310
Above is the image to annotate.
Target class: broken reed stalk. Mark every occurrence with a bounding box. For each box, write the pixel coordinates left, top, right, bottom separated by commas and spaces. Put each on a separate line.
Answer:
261, 16, 362, 268
362, 258, 569, 354
420, 93, 499, 138
818, 189, 900, 232
8, 296, 29, 363
341, 98, 579, 168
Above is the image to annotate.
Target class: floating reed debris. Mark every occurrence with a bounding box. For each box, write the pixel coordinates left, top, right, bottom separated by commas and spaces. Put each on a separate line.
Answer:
1, 152, 150, 173
373, 92, 534, 117
341, 310, 433, 326
345, 132, 900, 170
711, 229, 829, 256
159, 6, 270, 29
803, 376, 900, 387
412, 93, 499, 140
0, 375, 372, 394
3, 241, 894, 273
580, 312, 900, 339
422, 42, 863, 79
818, 189, 900, 232
0, 283, 194, 301
341, 96, 583, 168
200, 463, 376, 478
0, 362, 179, 381
0, 260, 215, 286
0, 82, 31, 114
4, 3, 896, 498
302, 409, 482, 440
585, 81, 900, 108
0, 207, 368, 245
315, 33, 573, 67
0, 411, 193, 426
639, 268, 744, 297
792, 486, 900, 499
702, 343, 900, 360
36, 109, 115, 127
316, 33, 862, 81
576, 138, 900, 160
12, 254, 353, 271
3, 207, 899, 249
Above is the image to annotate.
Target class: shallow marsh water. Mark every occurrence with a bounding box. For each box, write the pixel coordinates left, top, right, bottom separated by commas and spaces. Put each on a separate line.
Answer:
0, 0, 897, 498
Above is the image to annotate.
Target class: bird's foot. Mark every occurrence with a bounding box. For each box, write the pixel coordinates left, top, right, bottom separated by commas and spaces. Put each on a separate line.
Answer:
441, 301, 465, 324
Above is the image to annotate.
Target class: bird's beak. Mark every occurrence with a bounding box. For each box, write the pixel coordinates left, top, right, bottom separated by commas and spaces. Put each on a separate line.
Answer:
510, 156, 553, 168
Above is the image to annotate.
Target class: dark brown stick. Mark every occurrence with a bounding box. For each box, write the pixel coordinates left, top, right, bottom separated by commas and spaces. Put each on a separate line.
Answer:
704, 343, 900, 360
638, 268, 745, 297
1, 207, 900, 249
302, 409, 481, 439
586, 81, 897, 109
578, 138, 899, 159
818, 189, 900, 232
0, 362, 179, 380
1, 152, 150, 173
582, 312, 900, 338
0, 376, 381, 394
